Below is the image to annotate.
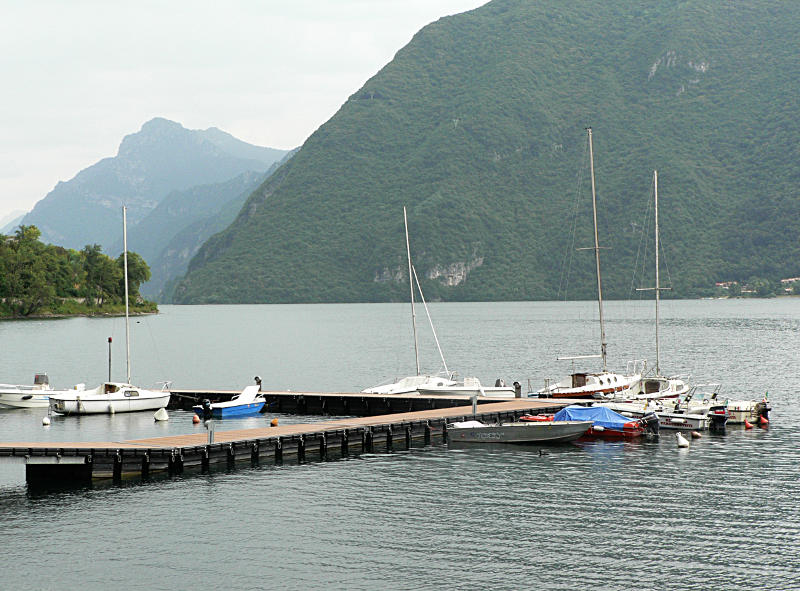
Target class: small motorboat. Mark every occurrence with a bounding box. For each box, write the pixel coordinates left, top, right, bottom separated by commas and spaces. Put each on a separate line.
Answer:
192, 385, 265, 419
0, 373, 62, 409
418, 377, 515, 397
552, 405, 659, 440
446, 418, 592, 444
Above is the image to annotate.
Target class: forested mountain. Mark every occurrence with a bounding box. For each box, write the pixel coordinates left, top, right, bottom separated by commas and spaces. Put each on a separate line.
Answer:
174, 0, 800, 304
21, 118, 289, 253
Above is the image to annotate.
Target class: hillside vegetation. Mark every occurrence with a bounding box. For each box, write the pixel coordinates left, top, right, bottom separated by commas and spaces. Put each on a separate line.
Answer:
174, 0, 800, 304
0, 226, 155, 318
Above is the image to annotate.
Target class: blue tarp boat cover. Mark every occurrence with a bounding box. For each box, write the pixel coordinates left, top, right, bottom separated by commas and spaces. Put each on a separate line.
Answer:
553, 405, 633, 430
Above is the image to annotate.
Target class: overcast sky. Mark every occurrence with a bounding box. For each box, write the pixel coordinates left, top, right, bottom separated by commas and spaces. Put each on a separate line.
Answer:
0, 0, 487, 222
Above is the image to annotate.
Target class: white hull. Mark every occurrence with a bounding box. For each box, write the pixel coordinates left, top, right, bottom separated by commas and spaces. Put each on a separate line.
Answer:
362, 375, 456, 395
418, 386, 515, 397
447, 420, 592, 444
0, 391, 51, 409
600, 402, 710, 431
49, 382, 170, 415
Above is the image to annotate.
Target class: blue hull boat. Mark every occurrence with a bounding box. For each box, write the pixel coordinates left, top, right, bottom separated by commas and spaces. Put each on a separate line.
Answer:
193, 385, 265, 419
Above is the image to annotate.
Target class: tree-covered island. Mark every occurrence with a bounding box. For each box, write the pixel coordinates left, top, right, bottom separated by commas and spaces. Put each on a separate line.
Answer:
0, 226, 156, 318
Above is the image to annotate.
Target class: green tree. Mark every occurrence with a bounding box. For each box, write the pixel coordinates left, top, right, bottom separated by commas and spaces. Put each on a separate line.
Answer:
116, 251, 151, 302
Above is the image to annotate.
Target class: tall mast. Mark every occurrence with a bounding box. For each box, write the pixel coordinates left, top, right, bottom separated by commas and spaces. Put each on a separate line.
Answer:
586, 127, 607, 372
403, 207, 420, 375
653, 170, 661, 375
123, 206, 131, 384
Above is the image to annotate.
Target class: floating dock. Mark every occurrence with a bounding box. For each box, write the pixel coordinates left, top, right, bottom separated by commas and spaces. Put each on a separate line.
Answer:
0, 398, 571, 488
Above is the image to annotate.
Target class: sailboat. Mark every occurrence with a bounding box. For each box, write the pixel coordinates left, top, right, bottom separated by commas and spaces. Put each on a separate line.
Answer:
362, 207, 457, 395
622, 170, 689, 400
48, 207, 170, 415
538, 128, 641, 399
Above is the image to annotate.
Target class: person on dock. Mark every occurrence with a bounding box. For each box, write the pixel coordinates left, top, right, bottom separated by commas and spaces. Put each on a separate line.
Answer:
254, 376, 262, 391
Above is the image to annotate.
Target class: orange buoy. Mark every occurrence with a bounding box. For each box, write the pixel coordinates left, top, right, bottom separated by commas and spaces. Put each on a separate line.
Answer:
744, 420, 754, 429
690, 431, 702, 439
270, 418, 279, 427
759, 416, 769, 426
192, 414, 200, 424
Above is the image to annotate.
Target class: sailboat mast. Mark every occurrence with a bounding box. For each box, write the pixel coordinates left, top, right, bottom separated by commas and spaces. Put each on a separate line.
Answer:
586, 127, 608, 372
403, 207, 420, 375
654, 170, 660, 375
123, 206, 131, 385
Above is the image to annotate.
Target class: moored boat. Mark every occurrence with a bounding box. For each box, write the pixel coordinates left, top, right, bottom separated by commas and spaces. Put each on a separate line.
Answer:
418, 377, 515, 397
553, 404, 659, 439
446, 419, 592, 444
192, 385, 265, 419
49, 382, 171, 415
0, 373, 62, 409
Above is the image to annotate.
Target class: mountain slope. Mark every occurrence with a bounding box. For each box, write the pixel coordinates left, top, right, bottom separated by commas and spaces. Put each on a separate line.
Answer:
174, 0, 800, 304
21, 118, 289, 252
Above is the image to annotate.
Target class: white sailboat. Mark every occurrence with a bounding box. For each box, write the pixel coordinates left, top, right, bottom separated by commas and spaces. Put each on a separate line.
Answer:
538, 128, 641, 399
49, 207, 170, 415
618, 169, 689, 400
362, 207, 457, 395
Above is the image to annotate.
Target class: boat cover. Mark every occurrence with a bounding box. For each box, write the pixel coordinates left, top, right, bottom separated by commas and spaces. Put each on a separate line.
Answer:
552, 405, 633, 430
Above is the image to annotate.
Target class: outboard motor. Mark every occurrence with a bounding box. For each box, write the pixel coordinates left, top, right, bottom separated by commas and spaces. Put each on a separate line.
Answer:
640, 412, 660, 436
495, 378, 506, 387
707, 405, 729, 432
201, 399, 213, 422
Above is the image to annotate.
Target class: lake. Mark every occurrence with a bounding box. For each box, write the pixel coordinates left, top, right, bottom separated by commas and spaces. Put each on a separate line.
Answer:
1, 300, 798, 590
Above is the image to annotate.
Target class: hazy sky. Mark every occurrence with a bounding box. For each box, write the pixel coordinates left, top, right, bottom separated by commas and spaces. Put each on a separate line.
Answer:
0, 0, 487, 222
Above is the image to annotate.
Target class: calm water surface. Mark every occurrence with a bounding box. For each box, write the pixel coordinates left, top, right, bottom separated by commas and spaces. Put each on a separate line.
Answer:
1, 300, 799, 590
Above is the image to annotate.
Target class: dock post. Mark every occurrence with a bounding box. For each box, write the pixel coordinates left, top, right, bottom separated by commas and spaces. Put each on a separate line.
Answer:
297, 435, 306, 463
442, 422, 448, 444
385, 426, 393, 452
364, 428, 373, 453
251, 441, 259, 466
112, 450, 122, 483
226, 443, 235, 468
319, 433, 327, 460
341, 430, 349, 457
274, 438, 283, 464
405, 425, 412, 449
141, 452, 150, 480
201, 446, 210, 473
424, 422, 431, 446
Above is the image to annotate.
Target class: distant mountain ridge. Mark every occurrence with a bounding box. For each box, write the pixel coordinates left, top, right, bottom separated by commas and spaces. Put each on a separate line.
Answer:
21, 118, 289, 253
173, 0, 800, 303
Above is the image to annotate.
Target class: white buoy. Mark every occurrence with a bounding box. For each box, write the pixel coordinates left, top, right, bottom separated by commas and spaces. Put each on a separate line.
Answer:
42, 416, 51, 426
676, 432, 690, 448
153, 407, 169, 422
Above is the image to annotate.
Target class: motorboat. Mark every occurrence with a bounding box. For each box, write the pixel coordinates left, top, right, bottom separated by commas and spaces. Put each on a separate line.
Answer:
597, 399, 727, 431
553, 405, 659, 440
684, 384, 769, 426
192, 385, 265, 419
49, 382, 171, 415
417, 377, 515, 397
446, 419, 592, 444
0, 373, 63, 409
